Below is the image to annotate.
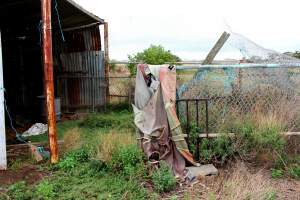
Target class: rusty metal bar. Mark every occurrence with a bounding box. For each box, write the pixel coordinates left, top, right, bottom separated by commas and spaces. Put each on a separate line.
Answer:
185, 100, 191, 151
176, 100, 179, 116
196, 100, 199, 127
205, 99, 209, 138
104, 22, 110, 104
185, 100, 189, 135
195, 100, 200, 161
41, 0, 58, 163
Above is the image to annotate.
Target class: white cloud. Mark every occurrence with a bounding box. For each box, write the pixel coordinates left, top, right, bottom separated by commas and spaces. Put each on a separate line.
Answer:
74, 0, 300, 60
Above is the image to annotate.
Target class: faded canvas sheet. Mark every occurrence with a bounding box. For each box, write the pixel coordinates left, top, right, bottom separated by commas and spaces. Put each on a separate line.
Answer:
134, 66, 152, 109
133, 64, 195, 177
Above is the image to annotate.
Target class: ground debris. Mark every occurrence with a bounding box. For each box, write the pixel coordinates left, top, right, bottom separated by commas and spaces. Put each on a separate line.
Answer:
187, 164, 218, 177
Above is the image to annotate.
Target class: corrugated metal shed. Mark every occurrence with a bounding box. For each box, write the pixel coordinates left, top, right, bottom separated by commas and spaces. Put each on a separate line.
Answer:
0, 0, 104, 29
0, 0, 106, 113
56, 26, 106, 111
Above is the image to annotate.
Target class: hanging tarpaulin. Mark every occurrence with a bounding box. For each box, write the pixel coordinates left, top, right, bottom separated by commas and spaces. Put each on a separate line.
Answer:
133, 64, 195, 178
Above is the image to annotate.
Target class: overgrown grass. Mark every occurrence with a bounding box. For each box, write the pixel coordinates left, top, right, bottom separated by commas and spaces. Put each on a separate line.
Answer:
79, 110, 135, 131
5, 109, 179, 199
7, 142, 150, 199
196, 114, 286, 163
5, 105, 299, 199
195, 113, 300, 179
152, 161, 177, 193
272, 155, 300, 179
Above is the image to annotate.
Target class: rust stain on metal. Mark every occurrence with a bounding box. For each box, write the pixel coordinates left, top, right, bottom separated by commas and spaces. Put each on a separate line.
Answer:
59, 50, 105, 110
41, 0, 58, 163
63, 26, 101, 52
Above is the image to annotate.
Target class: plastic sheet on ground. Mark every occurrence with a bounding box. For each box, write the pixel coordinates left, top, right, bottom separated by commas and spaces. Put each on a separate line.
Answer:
22, 123, 48, 137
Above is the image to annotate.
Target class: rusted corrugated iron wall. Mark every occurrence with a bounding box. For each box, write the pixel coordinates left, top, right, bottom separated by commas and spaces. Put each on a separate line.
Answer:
55, 25, 106, 111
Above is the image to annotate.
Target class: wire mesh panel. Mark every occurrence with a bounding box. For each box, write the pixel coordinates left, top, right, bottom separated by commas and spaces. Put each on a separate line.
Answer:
109, 77, 135, 103
176, 67, 300, 132
107, 66, 300, 132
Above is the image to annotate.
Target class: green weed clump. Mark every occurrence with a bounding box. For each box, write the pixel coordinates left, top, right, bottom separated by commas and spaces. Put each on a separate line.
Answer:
7, 181, 32, 200
233, 117, 286, 160
110, 144, 146, 178
288, 165, 300, 179
57, 148, 90, 171
200, 135, 235, 165
152, 161, 177, 193
198, 115, 287, 166
272, 155, 300, 179
35, 181, 56, 200
271, 169, 284, 179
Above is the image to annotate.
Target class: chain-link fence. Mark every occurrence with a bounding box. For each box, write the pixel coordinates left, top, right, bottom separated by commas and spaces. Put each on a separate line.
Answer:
177, 67, 300, 133
108, 76, 135, 104
108, 67, 300, 132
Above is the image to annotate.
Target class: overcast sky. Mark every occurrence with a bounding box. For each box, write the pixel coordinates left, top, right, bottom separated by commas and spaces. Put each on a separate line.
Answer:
75, 0, 300, 60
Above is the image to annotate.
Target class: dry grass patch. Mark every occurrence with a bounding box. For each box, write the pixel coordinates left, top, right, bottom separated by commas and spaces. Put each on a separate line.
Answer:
94, 130, 136, 162
217, 162, 276, 200
62, 128, 82, 153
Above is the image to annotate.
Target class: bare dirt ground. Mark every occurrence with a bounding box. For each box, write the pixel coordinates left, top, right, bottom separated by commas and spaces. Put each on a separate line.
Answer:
0, 163, 48, 186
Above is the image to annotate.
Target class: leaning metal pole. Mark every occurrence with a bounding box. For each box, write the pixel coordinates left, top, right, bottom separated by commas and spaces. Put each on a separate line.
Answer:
41, 0, 58, 163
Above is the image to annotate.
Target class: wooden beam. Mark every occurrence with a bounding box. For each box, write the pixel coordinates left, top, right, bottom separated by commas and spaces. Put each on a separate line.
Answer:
199, 133, 235, 138
7, 140, 64, 158
0, 31, 7, 170
202, 31, 230, 65
199, 132, 300, 138
104, 22, 110, 103
41, 0, 58, 163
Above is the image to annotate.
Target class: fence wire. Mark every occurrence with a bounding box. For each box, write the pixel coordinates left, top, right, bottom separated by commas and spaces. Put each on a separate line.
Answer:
177, 67, 300, 132
109, 77, 135, 103
108, 67, 300, 132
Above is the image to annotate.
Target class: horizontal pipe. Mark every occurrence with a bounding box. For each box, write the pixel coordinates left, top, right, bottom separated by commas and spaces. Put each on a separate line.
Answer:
63, 22, 101, 32
176, 63, 300, 70
109, 61, 300, 69
199, 132, 300, 138
176, 98, 208, 102
176, 97, 226, 101
110, 61, 207, 65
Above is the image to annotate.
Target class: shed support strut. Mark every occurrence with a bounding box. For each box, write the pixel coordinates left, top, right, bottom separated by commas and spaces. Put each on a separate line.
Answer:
0, 31, 7, 170
104, 22, 110, 103
41, 0, 58, 163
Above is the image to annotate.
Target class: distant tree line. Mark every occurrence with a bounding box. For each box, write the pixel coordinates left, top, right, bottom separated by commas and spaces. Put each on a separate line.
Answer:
127, 45, 181, 76
292, 51, 300, 59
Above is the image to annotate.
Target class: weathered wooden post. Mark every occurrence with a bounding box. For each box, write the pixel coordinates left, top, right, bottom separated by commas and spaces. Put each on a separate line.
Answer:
202, 31, 230, 65
0, 31, 7, 170
104, 22, 110, 104
41, 0, 58, 163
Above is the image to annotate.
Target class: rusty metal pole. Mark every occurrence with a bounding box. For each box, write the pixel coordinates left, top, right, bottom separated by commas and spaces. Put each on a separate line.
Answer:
104, 22, 110, 104
41, 0, 58, 163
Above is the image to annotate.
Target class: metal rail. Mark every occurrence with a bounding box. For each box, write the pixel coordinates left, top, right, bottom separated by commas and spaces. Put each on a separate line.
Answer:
176, 98, 210, 161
